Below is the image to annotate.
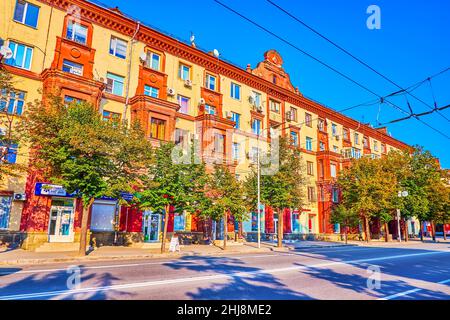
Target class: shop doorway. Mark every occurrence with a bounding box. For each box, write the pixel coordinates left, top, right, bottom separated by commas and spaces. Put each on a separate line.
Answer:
48, 198, 75, 242
143, 211, 161, 242
308, 215, 316, 234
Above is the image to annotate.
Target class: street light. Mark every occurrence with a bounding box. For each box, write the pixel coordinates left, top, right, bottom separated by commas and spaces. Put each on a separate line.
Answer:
397, 190, 409, 242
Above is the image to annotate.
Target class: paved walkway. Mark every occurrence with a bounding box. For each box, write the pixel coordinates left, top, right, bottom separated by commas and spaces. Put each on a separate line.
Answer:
1, 237, 447, 266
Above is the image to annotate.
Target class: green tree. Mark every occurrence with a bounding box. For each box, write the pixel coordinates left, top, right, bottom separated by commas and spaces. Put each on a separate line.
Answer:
428, 169, 450, 240
20, 96, 152, 255
207, 165, 247, 249
330, 204, 360, 244
245, 136, 306, 247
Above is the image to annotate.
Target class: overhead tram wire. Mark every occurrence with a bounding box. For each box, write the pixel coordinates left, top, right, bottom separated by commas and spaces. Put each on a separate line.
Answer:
213, 0, 450, 140
266, 0, 450, 123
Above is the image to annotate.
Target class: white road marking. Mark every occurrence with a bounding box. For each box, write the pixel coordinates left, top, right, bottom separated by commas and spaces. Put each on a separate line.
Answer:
1, 249, 449, 300
379, 279, 450, 300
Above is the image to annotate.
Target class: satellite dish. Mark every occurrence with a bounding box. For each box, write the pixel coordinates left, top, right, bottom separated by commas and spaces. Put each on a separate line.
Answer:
139, 52, 147, 63
0, 46, 13, 60
213, 49, 220, 58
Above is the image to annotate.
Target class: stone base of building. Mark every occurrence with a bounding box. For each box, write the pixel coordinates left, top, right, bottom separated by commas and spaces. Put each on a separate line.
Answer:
0, 231, 26, 248
20, 231, 91, 251
244, 232, 319, 242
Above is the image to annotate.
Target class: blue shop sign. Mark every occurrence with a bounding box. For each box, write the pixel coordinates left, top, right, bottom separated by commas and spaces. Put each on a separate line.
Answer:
35, 183, 77, 197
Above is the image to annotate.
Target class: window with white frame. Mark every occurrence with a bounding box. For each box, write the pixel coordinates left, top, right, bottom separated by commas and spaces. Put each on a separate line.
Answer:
251, 91, 261, 107
106, 72, 124, 96
232, 142, 240, 161
270, 99, 280, 113
305, 137, 313, 151
66, 20, 88, 45
330, 163, 337, 178
177, 95, 189, 114
109, 36, 127, 59
13, 0, 40, 28
62, 59, 83, 76
230, 82, 241, 100
144, 85, 159, 98
252, 119, 262, 135
332, 123, 338, 136
179, 64, 190, 80
205, 74, 216, 91
231, 112, 240, 129
290, 131, 299, 146
5, 41, 33, 70
0, 89, 25, 115
354, 133, 360, 145
374, 141, 379, 152
204, 104, 216, 115
146, 51, 161, 71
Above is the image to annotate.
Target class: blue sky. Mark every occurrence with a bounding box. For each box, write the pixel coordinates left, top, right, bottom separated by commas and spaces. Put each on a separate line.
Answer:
97, 0, 450, 167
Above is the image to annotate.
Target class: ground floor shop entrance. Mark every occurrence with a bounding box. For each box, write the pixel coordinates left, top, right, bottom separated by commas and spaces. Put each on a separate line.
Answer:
48, 198, 75, 242
143, 211, 161, 242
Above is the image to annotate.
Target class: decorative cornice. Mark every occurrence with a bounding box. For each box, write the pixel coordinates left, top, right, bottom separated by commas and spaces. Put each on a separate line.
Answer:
38, 0, 409, 150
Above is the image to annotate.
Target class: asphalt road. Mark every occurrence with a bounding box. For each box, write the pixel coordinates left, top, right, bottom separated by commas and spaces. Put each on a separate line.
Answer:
0, 242, 449, 300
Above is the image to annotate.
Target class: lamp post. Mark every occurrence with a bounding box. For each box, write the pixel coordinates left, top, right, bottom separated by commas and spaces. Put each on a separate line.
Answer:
397, 190, 408, 242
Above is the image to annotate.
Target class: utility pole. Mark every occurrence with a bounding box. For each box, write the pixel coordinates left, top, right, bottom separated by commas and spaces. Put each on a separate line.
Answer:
257, 132, 261, 249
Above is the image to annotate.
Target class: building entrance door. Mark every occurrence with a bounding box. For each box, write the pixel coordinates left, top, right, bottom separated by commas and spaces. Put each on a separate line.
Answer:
48, 199, 75, 242
143, 211, 161, 242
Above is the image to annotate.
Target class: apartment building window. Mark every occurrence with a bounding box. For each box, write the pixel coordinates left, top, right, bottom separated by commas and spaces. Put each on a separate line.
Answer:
0, 143, 18, 164
5, 41, 33, 70
381, 143, 387, 154
319, 141, 326, 151
230, 82, 241, 100
305, 137, 313, 151
214, 134, 225, 155
332, 188, 339, 203
330, 163, 337, 178
270, 99, 280, 113
13, 0, 40, 28
290, 107, 298, 121
305, 113, 312, 127
307, 161, 314, 176
318, 159, 324, 179
64, 95, 84, 105
146, 51, 161, 71
251, 91, 261, 107
332, 123, 337, 136
352, 147, 361, 159
102, 110, 121, 122
232, 142, 240, 161
272, 74, 277, 84
374, 141, 379, 152
205, 74, 216, 91
106, 73, 124, 96
290, 131, 299, 147
252, 119, 262, 135
204, 104, 216, 115
343, 128, 350, 141
179, 64, 190, 80
0, 89, 25, 115
231, 112, 240, 129
66, 20, 88, 45
144, 85, 159, 98
318, 119, 325, 131
62, 59, 83, 76
307, 187, 316, 202
177, 95, 189, 114
354, 133, 360, 145
0, 196, 13, 229
363, 136, 369, 148
109, 36, 127, 59
150, 118, 166, 140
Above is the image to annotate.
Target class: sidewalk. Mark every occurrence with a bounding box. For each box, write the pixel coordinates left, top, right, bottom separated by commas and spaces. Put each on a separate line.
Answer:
0, 240, 349, 266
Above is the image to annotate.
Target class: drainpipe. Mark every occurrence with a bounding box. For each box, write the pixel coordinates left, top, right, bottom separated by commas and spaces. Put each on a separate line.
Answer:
123, 21, 141, 122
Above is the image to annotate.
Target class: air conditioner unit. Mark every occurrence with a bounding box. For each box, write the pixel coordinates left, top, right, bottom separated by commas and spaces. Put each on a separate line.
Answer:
167, 87, 176, 96
199, 98, 206, 105
248, 96, 255, 104
335, 135, 340, 141
184, 79, 193, 87
256, 105, 263, 113
225, 111, 232, 119
13, 193, 26, 201
285, 111, 293, 122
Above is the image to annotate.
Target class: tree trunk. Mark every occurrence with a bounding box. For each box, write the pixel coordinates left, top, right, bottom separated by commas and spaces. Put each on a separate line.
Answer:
78, 198, 94, 256
344, 225, 348, 245
384, 222, 389, 242
364, 216, 371, 242
403, 218, 409, 242
161, 204, 170, 253
223, 211, 227, 250
431, 220, 436, 242
277, 209, 284, 248
443, 221, 447, 241
419, 220, 424, 242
